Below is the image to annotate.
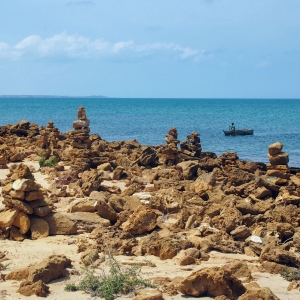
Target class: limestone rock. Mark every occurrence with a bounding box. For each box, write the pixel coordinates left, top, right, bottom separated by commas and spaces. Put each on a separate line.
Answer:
12, 179, 41, 192
2, 198, 33, 214
17, 280, 49, 297
0, 208, 20, 227
176, 161, 199, 180
24, 190, 44, 201
177, 266, 246, 299
121, 206, 160, 235
133, 289, 164, 300
95, 200, 117, 221
268, 142, 283, 156
268, 152, 289, 165
33, 206, 52, 217
12, 211, 30, 234
239, 286, 280, 300
6, 254, 71, 283
70, 198, 97, 213
43, 212, 77, 235
30, 218, 50, 240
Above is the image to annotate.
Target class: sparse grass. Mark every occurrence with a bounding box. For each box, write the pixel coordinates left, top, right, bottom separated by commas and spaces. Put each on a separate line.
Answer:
280, 266, 300, 281
65, 250, 155, 300
64, 283, 78, 292
0, 262, 11, 270
39, 156, 57, 167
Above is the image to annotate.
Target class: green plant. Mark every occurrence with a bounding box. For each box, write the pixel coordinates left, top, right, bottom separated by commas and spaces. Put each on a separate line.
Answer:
39, 156, 57, 167
67, 250, 155, 300
280, 266, 300, 281
0, 262, 11, 270
64, 283, 78, 292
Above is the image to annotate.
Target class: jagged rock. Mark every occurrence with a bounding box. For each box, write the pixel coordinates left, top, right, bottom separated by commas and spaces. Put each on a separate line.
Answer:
193, 181, 212, 198
177, 266, 246, 299
17, 280, 49, 297
2, 198, 33, 214
30, 218, 50, 240
0, 208, 20, 227
95, 200, 117, 221
6, 254, 71, 283
43, 212, 77, 235
133, 288, 164, 300
176, 161, 198, 180
239, 286, 280, 300
12, 211, 30, 234
268, 142, 283, 156
12, 179, 41, 192
121, 206, 160, 235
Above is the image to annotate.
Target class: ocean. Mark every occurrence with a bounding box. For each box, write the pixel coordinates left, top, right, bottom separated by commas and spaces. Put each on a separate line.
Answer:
0, 98, 299, 167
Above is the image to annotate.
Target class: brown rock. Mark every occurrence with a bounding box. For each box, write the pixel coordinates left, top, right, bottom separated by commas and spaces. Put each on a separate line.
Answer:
17, 280, 49, 297
239, 286, 280, 300
12, 179, 41, 192
268, 142, 283, 155
33, 206, 52, 217
253, 187, 272, 199
0, 208, 20, 227
133, 289, 164, 300
177, 266, 246, 299
9, 189, 25, 200
12, 211, 30, 234
194, 181, 212, 197
2, 198, 33, 214
268, 152, 289, 165
121, 206, 160, 235
30, 218, 50, 240
230, 225, 251, 241
95, 200, 117, 221
176, 161, 198, 180
43, 212, 77, 235
6, 254, 71, 283
25, 190, 44, 201
178, 255, 196, 266
112, 166, 125, 180
9, 225, 25, 241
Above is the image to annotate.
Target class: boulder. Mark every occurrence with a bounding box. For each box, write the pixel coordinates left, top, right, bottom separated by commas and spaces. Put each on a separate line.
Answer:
176, 161, 198, 180
268, 142, 283, 156
30, 218, 50, 240
239, 286, 280, 300
121, 206, 160, 235
43, 212, 77, 235
177, 266, 246, 299
12, 211, 30, 234
0, 208, 20, 227
17, 280, 49, 297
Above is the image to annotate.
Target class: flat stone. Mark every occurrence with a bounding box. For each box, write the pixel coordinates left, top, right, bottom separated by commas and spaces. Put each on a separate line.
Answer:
0, 208, 20, 227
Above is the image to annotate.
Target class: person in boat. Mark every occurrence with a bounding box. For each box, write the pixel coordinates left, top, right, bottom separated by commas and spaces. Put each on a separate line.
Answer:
230, 123, 235, 131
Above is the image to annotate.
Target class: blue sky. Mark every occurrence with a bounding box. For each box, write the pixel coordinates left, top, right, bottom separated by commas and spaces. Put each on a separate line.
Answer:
0, 0, 299, 98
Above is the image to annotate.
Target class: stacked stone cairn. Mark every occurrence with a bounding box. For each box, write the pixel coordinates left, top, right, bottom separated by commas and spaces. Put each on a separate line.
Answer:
67, 106, 91, 149
161, 127, 180, 165
0, 148, 8, 169
179, 131, 202, 159
0, 163, 52, 241
267, 142, 290, 184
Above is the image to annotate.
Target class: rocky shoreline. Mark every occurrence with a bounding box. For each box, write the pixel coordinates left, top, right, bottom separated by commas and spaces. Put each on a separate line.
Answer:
0, 107, 300, 299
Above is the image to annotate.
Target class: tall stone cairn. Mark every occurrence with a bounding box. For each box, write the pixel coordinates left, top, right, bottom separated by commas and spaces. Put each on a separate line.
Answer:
67, 106, 91, 149
179, 131, 202, 159
0, 163, 52, 241
266, 142, 290, 183
0, 148, 8, 169
161, 127, 180, 165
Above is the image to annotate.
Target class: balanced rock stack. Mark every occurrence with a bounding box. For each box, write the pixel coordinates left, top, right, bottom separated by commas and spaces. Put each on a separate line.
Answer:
67, 106, 91, 149
179, 131, 202, 159
35, 125, 51, 158
161, 127, 180, 165
0, 163, 52, 241
267, 142, 290, 184
0, 148, 8, 169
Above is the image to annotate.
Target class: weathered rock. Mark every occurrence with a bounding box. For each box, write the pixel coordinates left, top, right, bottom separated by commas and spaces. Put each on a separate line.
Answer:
268, 142, 283, 156
30, 218, 50, 240
239, 286, 280, 300
6, 254, 71, 283
12, 179, 41, 192
120, 206, 160, 235
9, 225, 25, 241
133, 289, 164, 300
176, 161, 198, 180
95, 200, 117, 221
33, 206, 52, 217
177, 266, 246, 299
268, 152, 289, 165
17, 280, 49, 297
12, 211, 30, 234
43, 212, 77, 235
230, 225, 251, 241
69, 198, 97, 213
2, 198, 33, 214
24, 190, 44, 201
0, 208, 20, 227
194, 181, 212, 198
9, 189, 25, 200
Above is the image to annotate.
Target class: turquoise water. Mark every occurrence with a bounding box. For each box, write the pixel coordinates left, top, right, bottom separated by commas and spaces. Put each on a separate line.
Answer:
0, 98, 299, 166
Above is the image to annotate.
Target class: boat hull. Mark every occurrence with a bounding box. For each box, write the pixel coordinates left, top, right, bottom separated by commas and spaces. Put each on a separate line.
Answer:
223, 129, 254, 136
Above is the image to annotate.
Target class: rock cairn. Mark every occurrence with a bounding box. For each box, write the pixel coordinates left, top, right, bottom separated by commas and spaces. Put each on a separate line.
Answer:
266, 142, 290, 185
0, 163, 52, 240
67, 106, 91, 149
0, 148, 8, 169
180, 131, 202, 159
161, 127, 180, 165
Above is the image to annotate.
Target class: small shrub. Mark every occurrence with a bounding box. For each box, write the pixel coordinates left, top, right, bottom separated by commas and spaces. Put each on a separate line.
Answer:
64, 283, 78, 292
280, 267, 300, 281
67, 251, 155, 300
0, 262, 10, 271
39, 156, 57, 167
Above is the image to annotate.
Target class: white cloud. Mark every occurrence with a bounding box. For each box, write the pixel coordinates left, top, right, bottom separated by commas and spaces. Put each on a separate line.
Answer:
0, 33, 209, 62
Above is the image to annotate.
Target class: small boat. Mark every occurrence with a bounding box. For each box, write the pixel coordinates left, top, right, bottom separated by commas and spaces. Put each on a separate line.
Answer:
223, 129, 254, 136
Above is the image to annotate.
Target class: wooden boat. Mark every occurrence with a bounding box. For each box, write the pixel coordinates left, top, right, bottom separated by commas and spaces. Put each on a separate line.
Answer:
223, 129, 254, 136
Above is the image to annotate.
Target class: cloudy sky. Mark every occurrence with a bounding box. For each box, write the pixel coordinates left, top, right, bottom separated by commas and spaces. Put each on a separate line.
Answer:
0, 0, 299, 98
